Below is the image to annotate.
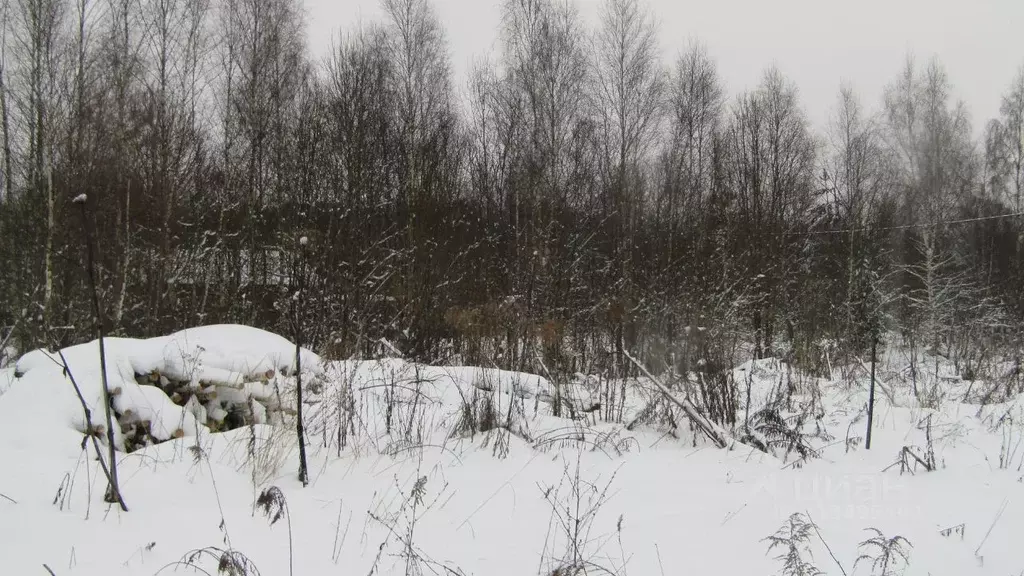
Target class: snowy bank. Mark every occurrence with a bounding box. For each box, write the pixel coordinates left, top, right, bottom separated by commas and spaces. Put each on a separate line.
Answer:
1, 325, 322, 451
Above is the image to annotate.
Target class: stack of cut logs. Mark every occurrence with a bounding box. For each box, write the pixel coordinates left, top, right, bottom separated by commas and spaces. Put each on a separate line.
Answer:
117, 368, 298, 451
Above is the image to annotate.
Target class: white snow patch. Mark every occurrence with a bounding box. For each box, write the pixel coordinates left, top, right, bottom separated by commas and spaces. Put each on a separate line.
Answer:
0, 331, 1022, 575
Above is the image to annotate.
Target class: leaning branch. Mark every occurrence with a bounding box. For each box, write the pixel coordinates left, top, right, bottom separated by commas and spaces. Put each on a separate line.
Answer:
56, 350, 129, 511
623, 350, 729, 449
902, 446, 933, 472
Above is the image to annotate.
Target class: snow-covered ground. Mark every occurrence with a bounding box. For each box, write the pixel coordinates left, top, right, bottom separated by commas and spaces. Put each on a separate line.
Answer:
0, 325, 1021, 575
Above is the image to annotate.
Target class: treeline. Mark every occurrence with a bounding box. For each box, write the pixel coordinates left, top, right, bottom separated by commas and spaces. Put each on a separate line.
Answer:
0, 0, 1022, 381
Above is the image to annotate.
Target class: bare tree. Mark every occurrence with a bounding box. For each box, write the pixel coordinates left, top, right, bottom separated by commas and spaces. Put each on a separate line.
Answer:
216, 0, 305, 323
884, 56, 974, 225
0, 0, 1021, 426
665, 42, 723, 222
825, 85, 893, 345
136, 0, 213, 332
827, 86, 890, 227
93, 0, 149, 332
317, 26, 399, 357
591, 0, 663, 370
725, 67, 816, 357
593, 0, 663, 216
380, 0, 463, 359
0, 0, 12, 201
990, 65, 1024, 212
10, 0, 65, 329
466, 59, 499, 215
501, 0, 590, 283
883, 56, 977, 353
658, 41, 724, 361
381, 0, 451, 209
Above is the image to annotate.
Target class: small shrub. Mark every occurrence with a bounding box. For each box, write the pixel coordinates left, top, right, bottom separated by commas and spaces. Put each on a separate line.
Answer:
855, 528, 912, 576
256, 486, 293, 576
538, 454, 624, 576
763, 512, 824, 576
155, 547, 261, 576
742, 403, 819, 466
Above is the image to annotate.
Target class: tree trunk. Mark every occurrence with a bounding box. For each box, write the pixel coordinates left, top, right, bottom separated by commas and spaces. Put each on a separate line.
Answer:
0, 54, 11, 199
44, 152, 54, 324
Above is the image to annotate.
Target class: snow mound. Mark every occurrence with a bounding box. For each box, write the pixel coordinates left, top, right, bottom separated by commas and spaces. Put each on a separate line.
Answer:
306, 360, 555, 453
15, 325, 321, 384
4, 334, 1024, 575
1, 325, 321, 452
157, 324, 323, 383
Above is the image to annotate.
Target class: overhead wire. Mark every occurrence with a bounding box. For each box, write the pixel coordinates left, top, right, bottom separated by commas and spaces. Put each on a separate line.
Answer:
784, 210, 1024, 236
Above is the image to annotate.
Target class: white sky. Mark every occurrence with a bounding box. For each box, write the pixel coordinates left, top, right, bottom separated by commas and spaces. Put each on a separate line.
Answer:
304, 0, 1023, 135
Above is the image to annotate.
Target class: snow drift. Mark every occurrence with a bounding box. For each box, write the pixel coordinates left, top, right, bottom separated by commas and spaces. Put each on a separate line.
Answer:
1, 325, 322, 451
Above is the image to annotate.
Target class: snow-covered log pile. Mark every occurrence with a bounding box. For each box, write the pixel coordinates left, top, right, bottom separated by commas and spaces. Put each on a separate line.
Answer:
0, 325, 322, 452
0, 324, 631, 458
0, 324, 578, 456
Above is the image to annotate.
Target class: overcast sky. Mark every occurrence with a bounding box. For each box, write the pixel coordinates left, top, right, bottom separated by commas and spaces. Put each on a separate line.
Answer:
304, 0, 1023, 135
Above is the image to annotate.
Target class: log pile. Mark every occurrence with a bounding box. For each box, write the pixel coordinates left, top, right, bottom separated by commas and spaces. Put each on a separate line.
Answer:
118, 367, 297, 451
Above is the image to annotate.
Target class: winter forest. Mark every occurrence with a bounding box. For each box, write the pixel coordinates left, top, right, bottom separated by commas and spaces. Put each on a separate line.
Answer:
0, 0, 1021, 380
2, 0, 1024, 574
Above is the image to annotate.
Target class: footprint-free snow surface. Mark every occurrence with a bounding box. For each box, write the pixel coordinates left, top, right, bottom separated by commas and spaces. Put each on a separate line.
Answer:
0, 325, 1021, 575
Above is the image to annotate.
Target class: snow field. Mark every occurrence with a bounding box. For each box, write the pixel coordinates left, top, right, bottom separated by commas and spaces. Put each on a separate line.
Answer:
0, 325, 1021, 575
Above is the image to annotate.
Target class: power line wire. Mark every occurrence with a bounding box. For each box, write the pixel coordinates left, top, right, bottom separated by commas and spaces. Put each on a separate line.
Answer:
786, 211, 1024, 236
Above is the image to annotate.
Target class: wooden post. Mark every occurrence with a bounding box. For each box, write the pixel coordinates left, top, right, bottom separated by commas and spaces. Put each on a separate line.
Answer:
295, 236, 309, 487
866, 336, 877, 450
74, 194, 127, 510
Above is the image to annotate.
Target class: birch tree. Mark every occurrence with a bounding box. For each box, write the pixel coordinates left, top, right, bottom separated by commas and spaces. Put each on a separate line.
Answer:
991, 65, 1024, 212
592, 0, 663, 370
726, 68, 816, 358
825, 85, 893, 347
11, 0, 65, 330
883, 56, 976, 354
659, 42, 724, 357
137, 0, 212, 331
380, 0, 461, 359
0, 0, 12, 201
